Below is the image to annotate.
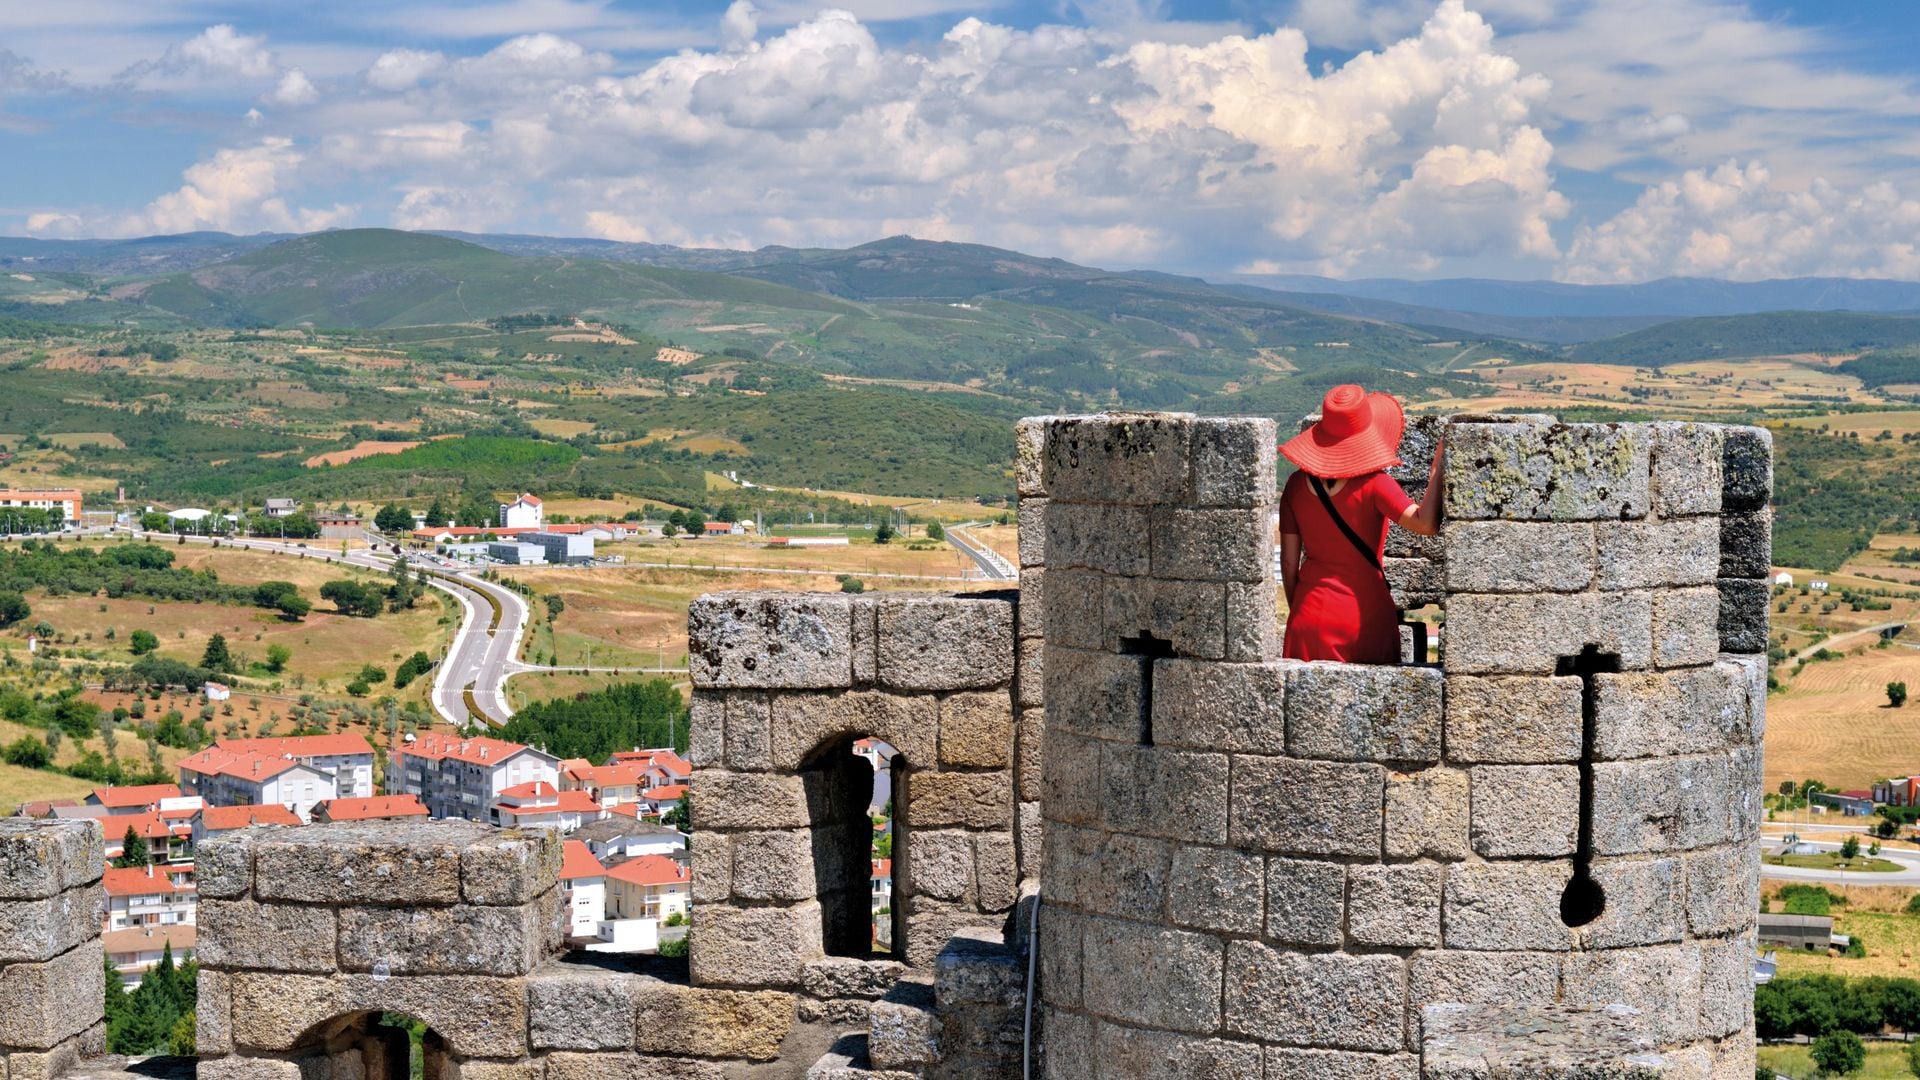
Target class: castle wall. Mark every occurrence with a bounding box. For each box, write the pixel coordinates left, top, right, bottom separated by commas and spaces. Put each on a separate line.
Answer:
0, 819, 106, 1080
1031, 413, 1768, 1080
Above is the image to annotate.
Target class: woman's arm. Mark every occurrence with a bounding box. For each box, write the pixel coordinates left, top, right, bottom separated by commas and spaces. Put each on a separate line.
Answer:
1396, 439, 1447, 537
1280, 531, 1303, 606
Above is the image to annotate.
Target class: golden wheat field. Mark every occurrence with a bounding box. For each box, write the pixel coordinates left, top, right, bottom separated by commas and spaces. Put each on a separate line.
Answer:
1766, 645, 1920, 789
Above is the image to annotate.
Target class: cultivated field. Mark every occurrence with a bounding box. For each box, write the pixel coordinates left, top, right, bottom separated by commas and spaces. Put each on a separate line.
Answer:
303, 440, 422, 467
1423, 356, 1898, 416
1757, 1042, 1914, 1078
1765, 645, 1920, 790
600, 534, 984, 579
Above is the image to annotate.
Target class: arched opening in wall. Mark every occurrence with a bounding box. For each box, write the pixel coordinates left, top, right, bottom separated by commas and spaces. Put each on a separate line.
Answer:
284, 1010, 451, 1079
802, 735, 905, 959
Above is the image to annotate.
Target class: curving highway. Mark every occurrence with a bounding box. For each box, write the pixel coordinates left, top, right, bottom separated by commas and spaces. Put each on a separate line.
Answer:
945, 522, 1016, 581
1758, 838, 1920, 886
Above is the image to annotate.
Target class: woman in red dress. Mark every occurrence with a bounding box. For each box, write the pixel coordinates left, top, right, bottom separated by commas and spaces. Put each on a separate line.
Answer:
1278, 385, 1445, 664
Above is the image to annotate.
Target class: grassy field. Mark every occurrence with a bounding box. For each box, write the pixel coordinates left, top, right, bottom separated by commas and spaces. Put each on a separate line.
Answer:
1766, 642, 1920, 789
1758, 1041, 1915, 1078
503, 670, 670, 711
1767, 852, 1903, 873
1780, 410, 1920, 437
1774, 911, 1920, 979
601, 534, 983, 578
0, 762, 94, 815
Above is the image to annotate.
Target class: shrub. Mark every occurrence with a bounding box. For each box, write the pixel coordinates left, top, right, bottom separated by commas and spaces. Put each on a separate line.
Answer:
657, 937, 688, 958
2, 736, 51, 768
1810, 1029, 1864, 1075
128, 629, 159, 655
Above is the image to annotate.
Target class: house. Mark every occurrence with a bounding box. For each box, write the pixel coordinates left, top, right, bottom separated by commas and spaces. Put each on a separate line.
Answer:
560, 840, 608, 939
263, 498, 299, 518
490, 782, 604, 831
1772, 572, 1794, 586
104, 863, 196, 933
11, 798, 78, 819
177, 742, 349, 822
313, 794, 429, 823
0, 487, 81, 524
203, 681, 231, 702
607, 748, 692, 789
317, 512, 362, 540
1812, 790, 1875, 817
190, 804, 301, 846
766, 536, 850, 548
104, 924, 197, 988
559, 762, 651, 807
1810, 580, 1830, 592
102, 812, 193, 864
500, 493, 544, 530
701, 520, 748, 537
872, 857, 892, 913
603, 854, 692, 923
87, 784, 184, 816
1874, 776, 1920, 807
524, 531, 594, 564
388, 732, 560, 822
570, 819, 688, 863
640, 784, 688, 818
199, 734, 377, 799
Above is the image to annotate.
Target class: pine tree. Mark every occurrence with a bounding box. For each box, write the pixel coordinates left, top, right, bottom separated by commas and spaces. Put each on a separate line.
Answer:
113, 825, 149, 868
200, 633, 233, 674
424, 495, 451, 529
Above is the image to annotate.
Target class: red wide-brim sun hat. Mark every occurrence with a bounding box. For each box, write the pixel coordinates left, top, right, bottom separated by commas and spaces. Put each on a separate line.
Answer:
1279, 384, 1406, 479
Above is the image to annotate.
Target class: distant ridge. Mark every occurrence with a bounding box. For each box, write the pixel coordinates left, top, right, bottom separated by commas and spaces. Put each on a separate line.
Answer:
1228, 271, 1920, 319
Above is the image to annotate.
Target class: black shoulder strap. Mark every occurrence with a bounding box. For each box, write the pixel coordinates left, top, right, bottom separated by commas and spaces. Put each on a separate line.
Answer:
1308, 475, 1383, 572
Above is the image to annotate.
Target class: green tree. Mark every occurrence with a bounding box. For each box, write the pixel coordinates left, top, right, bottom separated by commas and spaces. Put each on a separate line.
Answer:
662, 519, 679, 538
1892, 681, 1910, 708
925, 520, 945, 541
875, 520, 896, 544
1, 736, 51, 768
388, 556, 417, 611
1811, 1029, 1865, 1075
1842, 835, 1862, 860
128, 629, 159, 655
424, 495, 452, 529
265, 643, 292, 673
200, 633, 234, 674
320, 580, 384, 618
0, 590, 28, 626
113, 825, 149, 869
276, 512, 321, 539
169, 1010, 196, 1056
374, 503, 414, 532
664, 794, 690, 830
683, 509, 706, 535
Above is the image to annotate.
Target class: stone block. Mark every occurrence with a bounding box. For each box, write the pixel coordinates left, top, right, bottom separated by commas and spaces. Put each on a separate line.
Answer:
1105, 576, 1229, 661
1391, 413, 1449, 485
1699, 934, 1757, 1039
1017, 705, 1043, 801
461, 831, 559, 907
691, 834, 730, 903
1651, 585, 1723, 669
769, 690, 937, 772
1040, 1009, 1092, 1080
1386, 556, 1444, 607
227, 972, 530, 1058
1443, 521, 1596, 592
1094, 1025, 1264, 1080
1445, 422, 1649, 521
1100, 743, 1230, 844
1650, 422, 1724, 517
1348, 863, 1442, 948
687, 694, 723, 768
1168, 844, 1265, 936
851, 594, 878, 686
1594, 662, 1755, 760
1044, 647, 1145, 742
867, 988, 940, 1069
1407, 950, 1559, 1013
938, 691, 1013, 768
339, 902, 544, 976
1191, 417, 1278, 508
723, 691, 773, 771
1231, 756, 1384, 857
1591, 755, 1731, 855
1559, 942, 1703, 1045
1150, 659, 1288, 753
1149, 507, 1271, 581
689, 771, 809, 831
1581, 856, 1684, 949
903, 829, 976, 903
0, 819, 99, 901
1017, 638, 1044, 708
1042, 500, 1146, 578
1223, 578, 1280, 662
1016, 417, 1048, 497
1470, 765, 1578, 858
1420, 1002, 1669, 1080
1284, 662, 1442, 763
1369, 772, 1464, 870
904, 771, 1012, 830
1444, 590, 1652, 674
1596, 518, 1720, 589
544, 1053, 727, 1080
803, 957, 906, 1000
197, 967, 233, 1055
1017, 799, 1042, 878
1263, 857, 1345, 946
975, 831, 1018, 912
1041, 414, 1193, 505
0, 885, 101, 965
1037, 905, 1082, 1009
251, 821, 474, 905
195, 1059, 304, 1080
528, 971, 638, 1050
688, 592, 854, 689
1080, 914, 1224, 1034
1444, 675, 1582, 763
1019, 567, 1046, 639
1040, 728, 1102, 826
901, 897, 987, 968
1721, 425, 1772, 512
1223, 942, 1404, 1052
1443, 860, 1575, 951
1719, 509, 1772, 579
1265, 1048, 1419, 1080
195, 829, 255, 899
1069, 830, 1171, 921
1716, 577, 1769, 655
197, 900, 338, 973
876, 593, 1015, 691
728, 829, 816, 902
0, 940, 101, 1050
1042, 568, 1106, 650
1684, 845, 1761, 937
689, 902, 823, 988
629, 982, 795, 1061
1387, 520, 1446, 560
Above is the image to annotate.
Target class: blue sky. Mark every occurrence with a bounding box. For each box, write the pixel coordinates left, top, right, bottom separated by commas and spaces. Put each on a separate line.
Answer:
3, 0, 1920, 282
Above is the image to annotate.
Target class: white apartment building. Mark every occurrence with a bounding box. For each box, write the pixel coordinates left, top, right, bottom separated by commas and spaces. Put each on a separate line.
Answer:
388, 732, 560, 822
176, 745, 338, 822
207, 734, 376, 798
104, 864, 196, 933
604, 855, 692, 923
500, 493, 544, 530
490, 781, 604, 832
560, 840, 608, 939
0, 487, 80, 524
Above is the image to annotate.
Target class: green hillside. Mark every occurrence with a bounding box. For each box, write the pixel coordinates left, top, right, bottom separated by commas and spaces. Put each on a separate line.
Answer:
1570, 311, 1920, 366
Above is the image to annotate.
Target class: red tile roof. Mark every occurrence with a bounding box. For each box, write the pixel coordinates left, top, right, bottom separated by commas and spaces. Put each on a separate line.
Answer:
872, 859, 891, 879
177, 746, 305, 783
495, 789, 601, 816
566, 763, 649, 788
317, 795, 428, 821
104, 865, 190, 897
104, 812, 187, 842
103, 923, 197, 956
499, 781, 559, 800
89, 784, 182, 809
218, 734, 373, 758
400, 732, 537, 767
198, 805, 302, 830
560, 840, 606, 881
603, 854, 690, 888
643, 784, 688, 804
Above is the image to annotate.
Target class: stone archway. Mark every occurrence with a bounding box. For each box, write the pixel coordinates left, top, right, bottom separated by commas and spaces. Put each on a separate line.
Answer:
282, 1011, 450, 1080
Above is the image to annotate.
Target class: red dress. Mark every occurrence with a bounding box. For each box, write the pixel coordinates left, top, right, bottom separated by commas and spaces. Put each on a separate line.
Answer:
1279, 470, 1415, 664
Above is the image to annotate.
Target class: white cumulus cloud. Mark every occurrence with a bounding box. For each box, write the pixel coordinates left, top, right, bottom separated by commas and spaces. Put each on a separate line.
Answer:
366, 49, 446, 91
267, 69, 317, 106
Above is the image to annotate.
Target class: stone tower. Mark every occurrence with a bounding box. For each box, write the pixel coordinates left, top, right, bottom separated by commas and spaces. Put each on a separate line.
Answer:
1030, 413, 1767, 1079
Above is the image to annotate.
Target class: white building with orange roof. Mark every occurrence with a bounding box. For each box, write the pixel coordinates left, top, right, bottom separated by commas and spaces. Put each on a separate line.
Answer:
603, 854, 691, 924
102, 811, 193, 865
190, 733, 376, 799
104, 863, 196, 933
103, 924, 196, 988
490, 781, 604, 832
86, 783, 183, 816
500, 492, 543, 530
312, 794, 429, 823
190, 803, 301, 846
387, 732, 560, 822
560, 761, 651, 807
0, 487, 80, 525
176, 744, 338, 822
559, 839, 608, 938
639, 783, 688, 818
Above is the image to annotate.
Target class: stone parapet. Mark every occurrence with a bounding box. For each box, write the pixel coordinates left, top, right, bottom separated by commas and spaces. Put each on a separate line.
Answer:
0, 818, 106, 1080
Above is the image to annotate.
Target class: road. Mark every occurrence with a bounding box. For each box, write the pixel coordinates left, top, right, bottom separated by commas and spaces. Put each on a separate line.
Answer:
1758, 838, 1920, 886
1807, 620, 1909, 655
946, 522, 1016, 581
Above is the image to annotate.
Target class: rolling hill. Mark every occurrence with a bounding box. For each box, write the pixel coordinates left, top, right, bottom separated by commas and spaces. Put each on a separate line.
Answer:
1567, 312, 1920, 366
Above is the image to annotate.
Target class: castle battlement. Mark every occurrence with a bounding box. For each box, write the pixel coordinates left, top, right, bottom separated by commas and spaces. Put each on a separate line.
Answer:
0, 409, 1771, 1080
